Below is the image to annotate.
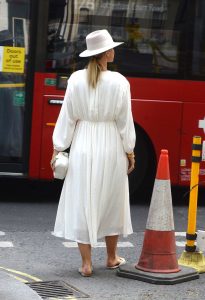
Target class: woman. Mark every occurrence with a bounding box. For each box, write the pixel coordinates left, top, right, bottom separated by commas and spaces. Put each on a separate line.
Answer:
51, 29, 136, 277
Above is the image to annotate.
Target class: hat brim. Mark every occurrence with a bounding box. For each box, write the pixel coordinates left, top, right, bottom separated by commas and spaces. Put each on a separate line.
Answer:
79, 41, 124, 57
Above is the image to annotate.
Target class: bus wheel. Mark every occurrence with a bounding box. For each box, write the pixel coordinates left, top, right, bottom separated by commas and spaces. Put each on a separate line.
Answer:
128, 124, 156, 203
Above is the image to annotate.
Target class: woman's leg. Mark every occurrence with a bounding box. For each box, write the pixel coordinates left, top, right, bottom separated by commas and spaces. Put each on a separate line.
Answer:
105, 235, 123, 267
77, 243, 92, 275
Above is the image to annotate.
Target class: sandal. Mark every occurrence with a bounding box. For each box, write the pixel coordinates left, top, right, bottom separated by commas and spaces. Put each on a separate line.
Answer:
106, 257, 126, 269
78, 267, 93, 277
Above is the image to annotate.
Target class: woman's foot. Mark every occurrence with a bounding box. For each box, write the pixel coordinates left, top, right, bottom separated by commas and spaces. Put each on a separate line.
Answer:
106, 256, 126, 269
78, 265, 93, 277
77, 243, 92, 276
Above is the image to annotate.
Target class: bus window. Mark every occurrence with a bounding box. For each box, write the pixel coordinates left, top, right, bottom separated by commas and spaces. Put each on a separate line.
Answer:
192, 0, 205, 77
0, 0, 30, 173
111, 9, 126, 40
120, 0, 180, 76
78, 8, 90, 37
12, 17, 29, 54
46, 0, 187, 78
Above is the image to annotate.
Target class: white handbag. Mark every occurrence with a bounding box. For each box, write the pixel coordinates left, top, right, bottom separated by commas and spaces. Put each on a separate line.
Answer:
53, 152, 69, 179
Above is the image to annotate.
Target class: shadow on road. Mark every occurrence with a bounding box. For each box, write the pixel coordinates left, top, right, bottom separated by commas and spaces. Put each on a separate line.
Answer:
0, 178, 62, 202
0, 178, 205, 206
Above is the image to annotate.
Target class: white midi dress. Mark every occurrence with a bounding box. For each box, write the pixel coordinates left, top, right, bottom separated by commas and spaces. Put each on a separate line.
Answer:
52, 69, 136, 246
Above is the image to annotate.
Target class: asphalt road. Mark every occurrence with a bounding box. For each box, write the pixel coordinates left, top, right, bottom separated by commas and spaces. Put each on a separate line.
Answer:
0, 179, 205, 299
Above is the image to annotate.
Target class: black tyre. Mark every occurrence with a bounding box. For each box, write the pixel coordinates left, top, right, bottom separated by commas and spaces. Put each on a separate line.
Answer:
128, 124, 156, 202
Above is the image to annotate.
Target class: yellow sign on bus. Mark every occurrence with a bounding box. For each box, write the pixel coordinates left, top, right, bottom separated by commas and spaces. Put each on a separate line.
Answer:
0, 46, 25, 73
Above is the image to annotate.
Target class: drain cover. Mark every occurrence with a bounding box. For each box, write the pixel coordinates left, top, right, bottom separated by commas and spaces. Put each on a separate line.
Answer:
26, 280, 89, 299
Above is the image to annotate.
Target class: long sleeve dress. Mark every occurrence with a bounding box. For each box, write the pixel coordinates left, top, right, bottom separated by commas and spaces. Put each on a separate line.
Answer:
52, 69, 136, 247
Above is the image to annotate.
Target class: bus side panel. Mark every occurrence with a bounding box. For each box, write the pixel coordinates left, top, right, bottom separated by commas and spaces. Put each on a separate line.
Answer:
132, 99, 183, 185
128, 78, 205, 103
29, 72, 64, 179
129, 78, 181, 101
39, 95, 64, 179
180, 103, 205, 183
29, 73, 45, 178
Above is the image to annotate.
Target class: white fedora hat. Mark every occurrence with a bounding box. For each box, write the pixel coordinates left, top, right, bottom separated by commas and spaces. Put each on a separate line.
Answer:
79, 29, 123, 57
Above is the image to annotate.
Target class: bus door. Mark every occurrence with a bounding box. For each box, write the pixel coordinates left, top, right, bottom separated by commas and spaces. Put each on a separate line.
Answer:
0, 0, 32, 176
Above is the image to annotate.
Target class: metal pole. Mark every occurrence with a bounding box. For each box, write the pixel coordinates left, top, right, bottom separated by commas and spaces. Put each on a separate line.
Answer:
185, 136, 202, 252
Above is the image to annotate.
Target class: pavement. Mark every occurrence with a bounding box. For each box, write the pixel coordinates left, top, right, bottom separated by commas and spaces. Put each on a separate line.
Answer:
0, 270, 42, 300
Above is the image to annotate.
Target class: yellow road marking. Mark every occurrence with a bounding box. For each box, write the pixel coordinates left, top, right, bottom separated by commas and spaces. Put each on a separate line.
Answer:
0, 83, 25, 88
8, 274, 28, 283
25, 296, 77, 300
0, 266, 42, 282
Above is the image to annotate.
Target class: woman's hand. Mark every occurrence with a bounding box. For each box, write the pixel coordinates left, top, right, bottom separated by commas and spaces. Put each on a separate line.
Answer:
50, 149, 59, 170
127, 152, 135, 174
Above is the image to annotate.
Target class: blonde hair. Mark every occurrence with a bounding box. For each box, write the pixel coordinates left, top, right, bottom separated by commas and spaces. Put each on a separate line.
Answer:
87, 54, 103, 89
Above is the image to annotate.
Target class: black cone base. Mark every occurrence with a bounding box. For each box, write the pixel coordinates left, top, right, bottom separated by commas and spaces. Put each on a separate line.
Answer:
117, 264, 199, 285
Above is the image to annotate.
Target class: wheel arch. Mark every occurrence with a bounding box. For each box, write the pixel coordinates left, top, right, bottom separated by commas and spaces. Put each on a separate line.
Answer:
129, 122, 157, 202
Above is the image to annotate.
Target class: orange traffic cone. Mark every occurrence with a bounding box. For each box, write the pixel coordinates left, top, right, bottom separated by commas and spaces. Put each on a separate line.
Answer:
136, 149, 180, 273
117, 149, 199, 284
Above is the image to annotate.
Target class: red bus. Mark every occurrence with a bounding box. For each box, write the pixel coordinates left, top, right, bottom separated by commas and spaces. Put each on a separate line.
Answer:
1, 0, 205, 199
